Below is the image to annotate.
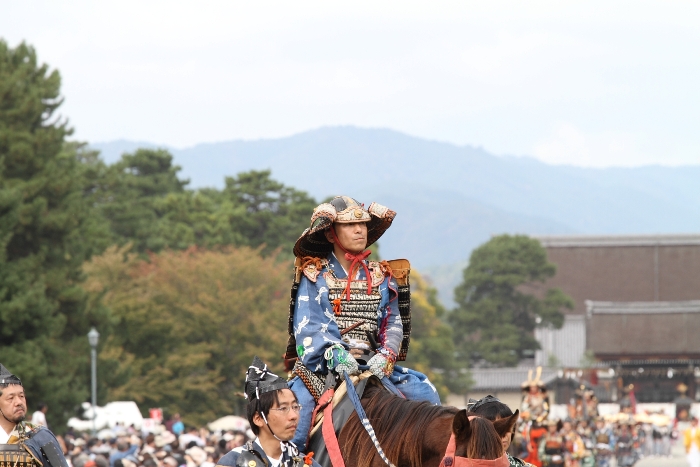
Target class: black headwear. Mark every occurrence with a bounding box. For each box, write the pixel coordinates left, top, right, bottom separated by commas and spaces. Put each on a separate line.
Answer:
0, 363, 22, 386
466, 395, 501, 412
245, 356, 288, 401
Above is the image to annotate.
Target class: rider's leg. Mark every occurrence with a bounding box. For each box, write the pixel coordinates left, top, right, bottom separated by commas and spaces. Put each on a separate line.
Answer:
389, 365, 441, 405
288, 376, 315, 451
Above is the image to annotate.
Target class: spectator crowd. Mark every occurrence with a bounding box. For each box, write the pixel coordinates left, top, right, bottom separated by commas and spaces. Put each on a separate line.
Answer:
512, 415, 680, 466
53, 415, 253, 467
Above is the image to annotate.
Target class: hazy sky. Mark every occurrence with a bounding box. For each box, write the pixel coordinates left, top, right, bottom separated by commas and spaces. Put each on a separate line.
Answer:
2, 1, 699, 167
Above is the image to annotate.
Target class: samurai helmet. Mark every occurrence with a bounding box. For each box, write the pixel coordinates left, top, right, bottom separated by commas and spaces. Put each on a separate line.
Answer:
0, 363, 21, 386
293, 195, 395, 258
244, 356, 288, 401
521, 366, 547, 392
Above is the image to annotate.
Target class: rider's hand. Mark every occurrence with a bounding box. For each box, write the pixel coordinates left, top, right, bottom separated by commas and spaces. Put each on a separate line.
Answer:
334, 352, 360, 376
367, 353, 392, 379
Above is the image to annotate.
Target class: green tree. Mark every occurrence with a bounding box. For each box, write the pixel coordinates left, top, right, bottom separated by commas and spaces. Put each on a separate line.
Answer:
449, 234, 573, 367
0, 41, 110, 429
94, 148, 190, 252
222, 170, 317, 256
403, 272, 471, 399
83, 245, 291, 426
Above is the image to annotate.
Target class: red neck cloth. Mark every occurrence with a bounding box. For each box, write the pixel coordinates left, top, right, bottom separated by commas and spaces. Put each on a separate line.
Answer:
330, 226, 372, 300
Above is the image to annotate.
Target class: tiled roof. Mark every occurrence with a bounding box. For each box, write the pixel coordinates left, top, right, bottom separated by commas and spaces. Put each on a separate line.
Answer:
586, 300, 700, 316
587, 301, 700, 355
533, 234, 700, 248
470, 368, 558, 391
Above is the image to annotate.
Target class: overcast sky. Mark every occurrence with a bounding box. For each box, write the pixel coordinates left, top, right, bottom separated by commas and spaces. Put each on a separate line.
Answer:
2, 1, 699, 167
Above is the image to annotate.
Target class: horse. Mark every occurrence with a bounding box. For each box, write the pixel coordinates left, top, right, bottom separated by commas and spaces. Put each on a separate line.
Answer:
337, 382, 520, 467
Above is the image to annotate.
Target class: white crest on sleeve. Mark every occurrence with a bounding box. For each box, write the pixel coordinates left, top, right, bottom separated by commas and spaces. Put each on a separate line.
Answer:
323, 310, 337, 323
295, 315, 310, 336
315, 286, 328, 304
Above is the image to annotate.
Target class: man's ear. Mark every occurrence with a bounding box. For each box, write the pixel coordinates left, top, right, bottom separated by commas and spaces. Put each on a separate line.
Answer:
493, 410, 520, 438
324, 229, 335, 243
252, 412, 265, 430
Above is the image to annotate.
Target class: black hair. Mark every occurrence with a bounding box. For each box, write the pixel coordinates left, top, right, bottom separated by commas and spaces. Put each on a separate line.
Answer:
0, 380, 22, 397
247, 388, 298, 436
469, 397, 515, 422
37, 402, 47, 411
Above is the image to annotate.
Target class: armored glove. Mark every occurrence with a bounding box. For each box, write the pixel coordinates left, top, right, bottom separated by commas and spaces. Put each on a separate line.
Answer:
367, 348, 396, 378
325, 344, 359, 375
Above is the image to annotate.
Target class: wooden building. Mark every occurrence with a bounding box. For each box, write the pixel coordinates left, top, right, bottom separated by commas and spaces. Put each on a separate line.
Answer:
530, 234, 700, 403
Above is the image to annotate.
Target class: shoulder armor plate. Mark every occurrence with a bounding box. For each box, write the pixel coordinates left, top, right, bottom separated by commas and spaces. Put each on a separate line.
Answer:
294, 256, 327, 283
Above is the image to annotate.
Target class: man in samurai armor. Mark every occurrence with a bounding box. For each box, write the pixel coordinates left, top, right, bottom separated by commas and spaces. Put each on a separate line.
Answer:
538, 420, 565, 467
217, 357, 320, 467
570, 386, 598, 422
285, 196, 441, 449
0, 363, 69, 467
520, 368, 550, 425
561, 420, 594, 467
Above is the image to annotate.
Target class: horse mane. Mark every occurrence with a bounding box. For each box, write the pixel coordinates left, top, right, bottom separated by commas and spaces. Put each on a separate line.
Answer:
340, 382, 458, 467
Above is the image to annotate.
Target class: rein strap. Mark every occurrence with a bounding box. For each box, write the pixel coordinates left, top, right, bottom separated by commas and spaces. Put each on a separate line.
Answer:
343, 372, 397, 467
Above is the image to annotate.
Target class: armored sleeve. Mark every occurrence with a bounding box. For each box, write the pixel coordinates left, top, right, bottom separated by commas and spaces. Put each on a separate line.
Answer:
293, 275, 349, 372
377, 276, 403, 355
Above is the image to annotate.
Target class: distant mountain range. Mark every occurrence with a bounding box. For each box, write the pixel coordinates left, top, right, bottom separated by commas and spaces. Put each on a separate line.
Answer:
91, 126, 700, 307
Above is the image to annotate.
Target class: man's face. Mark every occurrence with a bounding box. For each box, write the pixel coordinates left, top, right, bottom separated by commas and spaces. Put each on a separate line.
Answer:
0, 385, 27, 424
255, 389, 299, 441
330, 222, 368, 253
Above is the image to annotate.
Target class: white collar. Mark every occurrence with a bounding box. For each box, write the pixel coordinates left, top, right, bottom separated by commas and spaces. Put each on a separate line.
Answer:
0, 424, 18, 444
253, 438, 284, 462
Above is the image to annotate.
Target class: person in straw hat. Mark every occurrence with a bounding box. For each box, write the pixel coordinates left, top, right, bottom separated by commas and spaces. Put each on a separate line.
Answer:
285, 196, 440, 449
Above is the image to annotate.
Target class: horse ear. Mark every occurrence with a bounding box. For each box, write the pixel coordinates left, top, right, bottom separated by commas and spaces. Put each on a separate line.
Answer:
493, 410, 520, 437
452, 409, 472, 441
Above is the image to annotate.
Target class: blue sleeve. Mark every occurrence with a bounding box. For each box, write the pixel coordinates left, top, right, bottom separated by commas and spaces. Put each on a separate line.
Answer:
25, 427, 69, 467
293, 275, 348, 372
378, 276, 403, 355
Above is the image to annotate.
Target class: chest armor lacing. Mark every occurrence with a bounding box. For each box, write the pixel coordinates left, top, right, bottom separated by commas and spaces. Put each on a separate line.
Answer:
0, 444, 36, 467
324, 271, 382, 342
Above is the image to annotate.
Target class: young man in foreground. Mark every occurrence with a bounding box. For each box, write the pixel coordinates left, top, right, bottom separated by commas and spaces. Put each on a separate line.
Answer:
217, 357, 319, 467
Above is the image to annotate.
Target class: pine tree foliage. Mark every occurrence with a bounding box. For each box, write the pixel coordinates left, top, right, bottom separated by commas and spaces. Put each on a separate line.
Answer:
449, 234, 574, 367
0, 41, 109, 428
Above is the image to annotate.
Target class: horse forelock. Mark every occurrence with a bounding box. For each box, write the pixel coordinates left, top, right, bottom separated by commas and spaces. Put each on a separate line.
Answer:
339, 383, 458, 467
453, 411, 503, 460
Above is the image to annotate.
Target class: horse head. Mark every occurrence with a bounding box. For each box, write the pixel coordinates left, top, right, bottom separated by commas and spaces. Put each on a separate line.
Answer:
452, 409, 520, 460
